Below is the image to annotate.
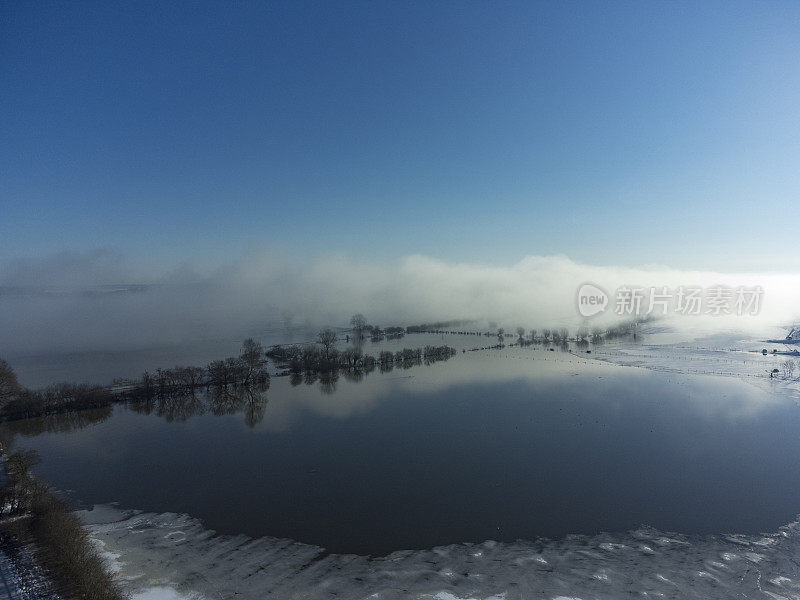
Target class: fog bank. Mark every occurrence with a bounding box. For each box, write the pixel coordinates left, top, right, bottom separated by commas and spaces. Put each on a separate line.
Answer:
2, 250, 799, 356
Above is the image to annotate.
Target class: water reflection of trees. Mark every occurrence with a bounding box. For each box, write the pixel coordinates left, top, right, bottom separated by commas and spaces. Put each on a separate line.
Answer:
159, 392, 207, 422
129, 380, 270, 428
209, 382, 269, 428
241, 386, 268, 428
0, 406, 113, 437
267, 344, 456, 377
287, 370, 342, 394
341, 369, 363, 383
319, 372, 338, 395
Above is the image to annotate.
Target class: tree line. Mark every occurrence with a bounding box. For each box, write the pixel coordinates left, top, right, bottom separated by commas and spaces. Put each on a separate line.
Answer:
399, 318, 649, 345
266, 336, 457, 376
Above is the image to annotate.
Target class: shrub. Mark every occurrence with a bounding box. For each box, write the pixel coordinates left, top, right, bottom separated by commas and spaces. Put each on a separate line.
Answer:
0, 450, 125, 600
29, 491, 125, 600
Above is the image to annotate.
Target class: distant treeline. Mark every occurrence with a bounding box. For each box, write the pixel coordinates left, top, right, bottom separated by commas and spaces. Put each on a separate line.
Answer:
353, 319, 473, 339
368, 326, 405, 341
405, 319, 474, 333
403, 318, 647, 345
266, 344, 457, 375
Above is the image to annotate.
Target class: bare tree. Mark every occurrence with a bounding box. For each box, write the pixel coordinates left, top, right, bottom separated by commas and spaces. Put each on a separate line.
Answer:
174, 366, 205, 389
516, 327, 525, 340
497, 327, 505, 342
319, 371, 338, 395
350, 314, 367, 338
542, 329, 551, 342
340, 347, 363, 368
240, 338, 267, 384
206, 359, 234, 387
781, 359, 796, 378
0, 358, 20, 406
241, 385, 268, 429
318, 328, 338, 358
529, 329, 537, 341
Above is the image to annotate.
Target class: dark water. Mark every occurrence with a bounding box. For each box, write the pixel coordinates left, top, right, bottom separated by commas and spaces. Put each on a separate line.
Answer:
10, 345, 800, 556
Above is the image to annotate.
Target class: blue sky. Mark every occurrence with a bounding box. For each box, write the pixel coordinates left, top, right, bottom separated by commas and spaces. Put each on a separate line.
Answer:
2, 1, 800, 273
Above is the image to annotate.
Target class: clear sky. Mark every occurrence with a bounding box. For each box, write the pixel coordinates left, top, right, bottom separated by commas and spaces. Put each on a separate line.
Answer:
2, 1, 800, 273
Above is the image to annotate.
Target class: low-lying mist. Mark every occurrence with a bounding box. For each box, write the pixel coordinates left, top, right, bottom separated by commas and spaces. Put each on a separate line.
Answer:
2, 249, 799, 357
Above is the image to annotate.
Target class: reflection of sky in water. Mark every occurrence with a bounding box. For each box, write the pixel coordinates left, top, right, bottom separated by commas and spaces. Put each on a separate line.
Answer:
14, 348, 800, 556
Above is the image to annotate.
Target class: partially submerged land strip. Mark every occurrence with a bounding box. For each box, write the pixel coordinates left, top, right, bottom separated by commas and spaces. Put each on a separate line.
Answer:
0, 344, 458, 424
0, 316, 656, 424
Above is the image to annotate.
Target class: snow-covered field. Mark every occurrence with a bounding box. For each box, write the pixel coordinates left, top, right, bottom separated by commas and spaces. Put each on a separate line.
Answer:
584, 325, 800, 402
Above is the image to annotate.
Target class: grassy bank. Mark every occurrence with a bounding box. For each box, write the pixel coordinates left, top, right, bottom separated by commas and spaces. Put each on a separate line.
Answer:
0, 447, 125, 600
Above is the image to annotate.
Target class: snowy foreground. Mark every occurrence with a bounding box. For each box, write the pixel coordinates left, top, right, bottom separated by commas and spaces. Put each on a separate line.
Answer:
80, 504, 800, 600
0, 546, 62, 600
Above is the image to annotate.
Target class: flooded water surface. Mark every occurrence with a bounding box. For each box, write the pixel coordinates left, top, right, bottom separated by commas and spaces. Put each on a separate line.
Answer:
11, 338, 800, 557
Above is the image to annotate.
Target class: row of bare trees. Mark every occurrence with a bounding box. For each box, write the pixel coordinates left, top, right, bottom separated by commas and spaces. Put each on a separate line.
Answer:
514, 319, 647, 345
266, 336, 457, 376
1, 380, 114, 421
130, 338, 270, 401
0, 339, 270, 421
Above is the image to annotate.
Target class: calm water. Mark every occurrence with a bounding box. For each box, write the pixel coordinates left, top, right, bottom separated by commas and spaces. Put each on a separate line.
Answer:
6, 325, 321, 388
9, 341, 800, 556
